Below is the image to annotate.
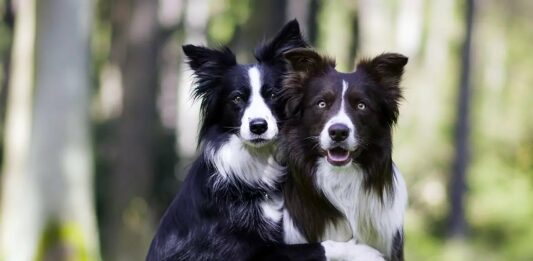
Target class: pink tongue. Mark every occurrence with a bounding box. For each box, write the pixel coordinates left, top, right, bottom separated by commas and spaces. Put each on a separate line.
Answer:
327, 148, 350, 162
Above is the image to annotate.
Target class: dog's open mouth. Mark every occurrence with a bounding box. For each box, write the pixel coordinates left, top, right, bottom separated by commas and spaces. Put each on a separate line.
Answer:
326, 147, 352, 166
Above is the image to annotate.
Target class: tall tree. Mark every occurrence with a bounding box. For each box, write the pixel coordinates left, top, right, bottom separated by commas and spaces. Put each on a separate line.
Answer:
448, 0, 476, 239
175, 0, 209, 160
232, 0, 287, 62
284, 0, 320, 45
103, 0, 160, 260
286, 0, 310, 38
0, 0, 100, 260
0, 0, 15, 143
317, 0, 357, 71
358, 0, 393, 57
0, 0, 37, 259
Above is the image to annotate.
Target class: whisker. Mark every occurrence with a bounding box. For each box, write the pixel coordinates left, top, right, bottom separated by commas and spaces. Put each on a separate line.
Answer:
303, 135, 319, 142
311, 143, 321, 150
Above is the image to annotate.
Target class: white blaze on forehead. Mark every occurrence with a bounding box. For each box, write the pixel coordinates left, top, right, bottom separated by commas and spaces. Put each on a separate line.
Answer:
239, 66, 278, 142
333, 80, 351, 125
320, 80, 357, 150
246, 66, 270, 121
341, 80, 348, 107
249, 66, 262, 94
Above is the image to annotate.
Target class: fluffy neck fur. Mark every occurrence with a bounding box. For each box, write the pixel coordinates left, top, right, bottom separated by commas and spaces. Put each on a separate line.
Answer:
314, 159, 407, 257
205, 133, 284, 194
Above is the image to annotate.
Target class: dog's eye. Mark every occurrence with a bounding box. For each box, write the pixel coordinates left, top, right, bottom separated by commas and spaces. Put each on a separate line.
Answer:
270, 92, 276, 99
317, 100, 327, 108
233, 96, 243, 104
357, 103, 366, 110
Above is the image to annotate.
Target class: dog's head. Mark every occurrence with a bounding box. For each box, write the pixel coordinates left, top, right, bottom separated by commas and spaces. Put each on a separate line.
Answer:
183, 20, 308, 148
281, 48, 407, 168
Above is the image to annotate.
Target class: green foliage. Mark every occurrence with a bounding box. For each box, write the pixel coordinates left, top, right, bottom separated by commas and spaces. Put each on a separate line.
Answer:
36, 222, 99, 261
208, 0, 251, 44
0, 23, 10, 55
1, 0, 532, 260
403, 0, 533, 259
316, 0, 356, 71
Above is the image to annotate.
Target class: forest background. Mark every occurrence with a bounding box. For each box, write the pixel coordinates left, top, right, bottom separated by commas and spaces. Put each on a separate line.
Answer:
0, 0, 532, 260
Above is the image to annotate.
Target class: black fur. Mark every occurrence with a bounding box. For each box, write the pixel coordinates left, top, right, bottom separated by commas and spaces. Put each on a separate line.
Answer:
391, 230, 404, 261
147, 20, 327, 261
182, 45, 237, 144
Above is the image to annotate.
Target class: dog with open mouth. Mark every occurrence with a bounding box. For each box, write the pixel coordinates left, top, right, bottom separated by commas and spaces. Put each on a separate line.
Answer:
279, 48, 409, 261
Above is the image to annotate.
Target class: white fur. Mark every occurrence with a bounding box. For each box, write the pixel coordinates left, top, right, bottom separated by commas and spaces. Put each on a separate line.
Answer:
283, 209, 352, 243
206, 135, 283, 189
240, 67, 278, 144
322, 218, 352, 242
319, 80, 357, 151
283, 209, 308, 244
260, 195, 283, 224
321, 240, 385, 261
315, 159, 408, 258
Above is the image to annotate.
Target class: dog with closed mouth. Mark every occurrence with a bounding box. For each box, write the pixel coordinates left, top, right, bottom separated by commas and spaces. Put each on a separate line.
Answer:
280, 48, 408, 261
146, 20, 384, 261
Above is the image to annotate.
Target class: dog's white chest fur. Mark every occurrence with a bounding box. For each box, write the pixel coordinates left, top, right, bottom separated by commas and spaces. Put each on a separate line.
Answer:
207, 135, 283, 188
207, 135, 285, 224
315, 158, 407, 257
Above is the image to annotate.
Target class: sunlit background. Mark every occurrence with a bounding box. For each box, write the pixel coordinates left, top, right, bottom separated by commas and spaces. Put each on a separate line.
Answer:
0, 0, 532, 260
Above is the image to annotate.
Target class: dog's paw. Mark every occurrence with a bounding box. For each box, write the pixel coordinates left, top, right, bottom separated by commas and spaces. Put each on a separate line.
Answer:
349, 244, 385, 261
321, 240, 385, 261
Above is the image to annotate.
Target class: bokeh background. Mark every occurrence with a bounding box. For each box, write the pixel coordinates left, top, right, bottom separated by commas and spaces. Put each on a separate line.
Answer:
0, 0, 532, 260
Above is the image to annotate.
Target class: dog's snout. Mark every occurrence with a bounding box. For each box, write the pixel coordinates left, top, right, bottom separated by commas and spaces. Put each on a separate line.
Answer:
249, 118, 268, 135
328, 123, 349, 142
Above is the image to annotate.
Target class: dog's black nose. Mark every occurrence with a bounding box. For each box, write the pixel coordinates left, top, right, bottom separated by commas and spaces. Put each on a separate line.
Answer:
328, 123, 349, 142
250, 118, 268, 135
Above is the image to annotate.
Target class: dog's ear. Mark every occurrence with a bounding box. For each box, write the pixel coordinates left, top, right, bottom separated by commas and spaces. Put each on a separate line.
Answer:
280, 49, 335, 119
182, 45, 237, 140
182, 44, 236, 72
358, 53, 407, 87
182, 44, 236, 100
255, 19, 309, 63
358, 53, 408, 125
284, 48, 335, 75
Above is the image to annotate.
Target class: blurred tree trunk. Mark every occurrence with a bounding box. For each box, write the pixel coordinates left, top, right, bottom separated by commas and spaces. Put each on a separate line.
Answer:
307, 0, 319, 45
286, 0, 310, 38
395, 0, 424, 59
284, 0, 319, 45
358, 0, 393, 57
232, 0, 286, 63
448, 0, 476, 239
0, 0, 100, 260
0, 0, 37, 259
176, 0, 208, 161
158, 0, 183, 130
0, 0, 15, 177
359, 0, 423, 58
318, 0, 356, 71
0, 0, 15, 139
151, 0, 182, 218
104, 0, 159, 260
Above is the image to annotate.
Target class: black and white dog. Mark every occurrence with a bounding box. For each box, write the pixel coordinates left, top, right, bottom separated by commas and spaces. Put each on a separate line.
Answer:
279, 48, 409, 261
146, 20, 383, 261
